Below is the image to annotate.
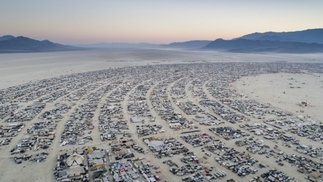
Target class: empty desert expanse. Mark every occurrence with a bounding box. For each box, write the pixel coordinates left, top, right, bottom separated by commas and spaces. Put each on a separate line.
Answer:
233, 72, 323, 122
1, 48, 323, 89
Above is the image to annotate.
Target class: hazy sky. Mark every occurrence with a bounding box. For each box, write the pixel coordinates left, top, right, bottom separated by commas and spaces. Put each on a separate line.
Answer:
1, 0, 322, 44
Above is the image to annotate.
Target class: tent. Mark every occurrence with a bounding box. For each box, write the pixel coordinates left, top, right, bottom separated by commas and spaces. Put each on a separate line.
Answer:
66, 153, 84, 167
309, 171, 321, 179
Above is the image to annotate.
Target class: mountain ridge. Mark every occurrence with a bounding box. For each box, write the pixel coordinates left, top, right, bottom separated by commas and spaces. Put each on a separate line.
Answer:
161, 40, 212, 49
202, 28, 323, 53
0, 35, 81, 53
203, 38, 323, 53
2, 28, 323, 53
240, 28, 323, 44
0, 35, 15, 42
80, 42, 158, 49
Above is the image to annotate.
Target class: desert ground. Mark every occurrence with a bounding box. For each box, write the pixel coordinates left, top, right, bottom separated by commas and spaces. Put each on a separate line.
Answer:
233, 73, 323, 122
1, 49, 323, 182
1, 49, 323, 89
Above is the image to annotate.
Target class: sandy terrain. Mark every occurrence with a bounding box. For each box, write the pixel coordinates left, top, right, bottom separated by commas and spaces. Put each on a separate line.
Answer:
233, 73, 323, 123
1, 49, 323, 89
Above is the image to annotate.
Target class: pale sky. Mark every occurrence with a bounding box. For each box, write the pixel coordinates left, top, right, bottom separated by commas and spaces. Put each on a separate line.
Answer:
0, 0, 322, 44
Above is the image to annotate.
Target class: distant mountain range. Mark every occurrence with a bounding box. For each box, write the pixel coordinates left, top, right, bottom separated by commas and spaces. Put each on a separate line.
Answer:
0, 35, 15, 42
0, 36, 80, 53
202, 29, 323, 53
203, 38, 323, 53
1, 29, 323, 53
240, 29, 323, 44
160, 40, 212, 49
80, 42, 158, 49
161, 29, 323, 53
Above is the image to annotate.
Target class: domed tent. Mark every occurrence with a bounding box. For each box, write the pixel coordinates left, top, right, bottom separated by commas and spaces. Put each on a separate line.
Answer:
66, 153, 84, 167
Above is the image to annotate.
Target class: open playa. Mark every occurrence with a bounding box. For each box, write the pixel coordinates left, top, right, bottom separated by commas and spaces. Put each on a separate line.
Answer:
1, 49, 323, 88
233, 73, 323, 122
1, 49, 323, 182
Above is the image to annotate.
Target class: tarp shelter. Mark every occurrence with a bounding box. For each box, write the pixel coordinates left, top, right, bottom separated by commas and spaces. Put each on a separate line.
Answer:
169, 123, 181, 128
149, 177, 156, 182
67, 166, 85, 177
88, 150, 105, 159
124, 141, 134, 148
130, 116, 141, 123
114, 150, 125, 156
88, 159, 104, 167
309, 171, 321, 179
146, 140, 164, 150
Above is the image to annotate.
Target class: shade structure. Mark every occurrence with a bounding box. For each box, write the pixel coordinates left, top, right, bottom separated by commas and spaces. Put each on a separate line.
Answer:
66, 153, 84, 167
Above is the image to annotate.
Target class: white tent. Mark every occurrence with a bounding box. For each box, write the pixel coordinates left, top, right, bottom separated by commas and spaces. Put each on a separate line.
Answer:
66, 153, 84, 166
